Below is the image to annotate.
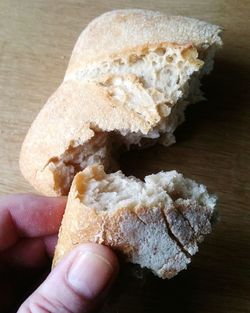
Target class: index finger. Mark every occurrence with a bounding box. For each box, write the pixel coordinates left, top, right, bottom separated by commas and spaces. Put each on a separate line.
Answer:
0, 194, 66, 251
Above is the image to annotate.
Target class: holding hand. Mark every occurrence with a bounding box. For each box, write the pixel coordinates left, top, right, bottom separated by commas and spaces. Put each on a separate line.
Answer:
0, 194, 119, 313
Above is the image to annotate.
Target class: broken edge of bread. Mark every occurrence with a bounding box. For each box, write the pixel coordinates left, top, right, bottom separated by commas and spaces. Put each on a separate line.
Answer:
53, 165, 217, 279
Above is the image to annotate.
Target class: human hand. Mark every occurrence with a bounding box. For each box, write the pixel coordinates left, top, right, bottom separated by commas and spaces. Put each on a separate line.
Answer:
0, 194, 119, 313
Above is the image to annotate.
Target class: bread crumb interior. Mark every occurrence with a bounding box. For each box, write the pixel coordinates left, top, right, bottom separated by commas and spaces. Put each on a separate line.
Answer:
81, 168, 216, 213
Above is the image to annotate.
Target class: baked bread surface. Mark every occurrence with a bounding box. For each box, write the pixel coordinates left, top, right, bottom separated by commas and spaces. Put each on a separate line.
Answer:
53, 165, 217, 279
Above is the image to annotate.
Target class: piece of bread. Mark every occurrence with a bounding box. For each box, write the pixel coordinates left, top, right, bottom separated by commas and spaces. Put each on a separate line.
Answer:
53, 165, 217, 279
19, 9, 222, 196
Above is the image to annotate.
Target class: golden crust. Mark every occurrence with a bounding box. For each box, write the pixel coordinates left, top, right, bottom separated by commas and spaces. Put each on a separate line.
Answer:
66, 9, 222, 75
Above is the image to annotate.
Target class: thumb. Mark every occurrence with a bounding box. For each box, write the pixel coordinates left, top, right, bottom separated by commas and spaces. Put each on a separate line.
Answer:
18, 243, 119, 313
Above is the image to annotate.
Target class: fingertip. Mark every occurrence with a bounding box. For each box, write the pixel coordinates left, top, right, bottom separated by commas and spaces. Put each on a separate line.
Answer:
0, 194, 67, 239
43, 235, 58, 257
47, 195, 67, 208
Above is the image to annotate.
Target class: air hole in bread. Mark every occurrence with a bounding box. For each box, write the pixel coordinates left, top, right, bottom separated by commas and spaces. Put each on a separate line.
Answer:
166, 55, 173, 63
155, 47, 166, 56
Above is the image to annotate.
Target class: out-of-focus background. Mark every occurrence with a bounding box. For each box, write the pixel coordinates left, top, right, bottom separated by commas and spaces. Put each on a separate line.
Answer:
0, 1, 250, 312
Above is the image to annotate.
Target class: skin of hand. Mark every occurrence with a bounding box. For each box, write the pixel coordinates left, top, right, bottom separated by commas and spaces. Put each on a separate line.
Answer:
0, 194, 119, 313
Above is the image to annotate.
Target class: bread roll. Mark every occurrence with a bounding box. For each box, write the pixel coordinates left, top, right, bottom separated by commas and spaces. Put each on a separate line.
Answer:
19, 9, 222, 196
53, 165, 217, 279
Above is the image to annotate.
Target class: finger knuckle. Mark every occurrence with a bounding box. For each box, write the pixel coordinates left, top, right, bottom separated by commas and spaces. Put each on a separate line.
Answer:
27, 292, 74, 313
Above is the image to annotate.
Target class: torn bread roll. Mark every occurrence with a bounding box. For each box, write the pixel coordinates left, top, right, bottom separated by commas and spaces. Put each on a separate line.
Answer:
53, 165, 217, 279
19, 9, 222, 196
